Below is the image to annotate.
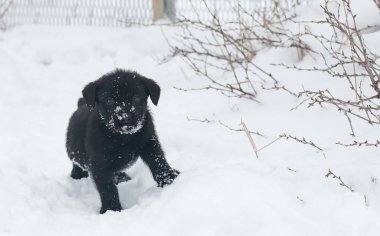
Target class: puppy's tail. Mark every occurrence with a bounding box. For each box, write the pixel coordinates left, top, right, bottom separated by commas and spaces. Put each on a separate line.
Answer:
77, 98, 86, 108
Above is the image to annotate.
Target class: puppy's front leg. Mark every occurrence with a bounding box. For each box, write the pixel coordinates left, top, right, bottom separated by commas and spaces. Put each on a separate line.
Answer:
140, 138, 180, 187
91, 167, 122, 214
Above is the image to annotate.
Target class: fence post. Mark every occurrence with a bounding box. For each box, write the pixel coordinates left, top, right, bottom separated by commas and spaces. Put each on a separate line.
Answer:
164, 0, 176, 21
152, 0, 164, 21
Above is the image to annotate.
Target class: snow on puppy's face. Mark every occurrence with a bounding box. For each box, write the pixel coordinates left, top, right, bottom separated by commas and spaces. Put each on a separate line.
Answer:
82, 69, 161, 135
97, 80, 147, 135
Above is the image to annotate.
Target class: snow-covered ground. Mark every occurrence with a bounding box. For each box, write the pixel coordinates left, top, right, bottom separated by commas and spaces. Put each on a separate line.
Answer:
1, 1, 380, 235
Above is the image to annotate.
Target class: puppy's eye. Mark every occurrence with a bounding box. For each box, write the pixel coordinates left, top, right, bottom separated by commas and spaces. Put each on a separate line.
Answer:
105, 97, 115, 106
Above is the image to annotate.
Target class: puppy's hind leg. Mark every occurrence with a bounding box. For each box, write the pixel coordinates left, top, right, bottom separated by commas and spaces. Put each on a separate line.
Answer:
70, 163, 89, 180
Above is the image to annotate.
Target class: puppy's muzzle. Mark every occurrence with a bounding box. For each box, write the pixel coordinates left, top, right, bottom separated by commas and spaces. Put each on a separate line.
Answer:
114, 112, 134, 126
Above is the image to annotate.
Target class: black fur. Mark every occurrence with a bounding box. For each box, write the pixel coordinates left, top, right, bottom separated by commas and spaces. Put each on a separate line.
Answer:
66, 69, 180, 214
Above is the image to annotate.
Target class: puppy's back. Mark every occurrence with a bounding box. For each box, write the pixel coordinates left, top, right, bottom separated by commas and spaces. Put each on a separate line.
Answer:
66, 99, 91, 167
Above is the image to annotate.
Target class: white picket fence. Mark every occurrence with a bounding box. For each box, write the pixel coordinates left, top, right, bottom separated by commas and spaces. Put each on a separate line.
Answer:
0, 0, 310, 28
2, 0, 153, 27
175, 0, 310, 22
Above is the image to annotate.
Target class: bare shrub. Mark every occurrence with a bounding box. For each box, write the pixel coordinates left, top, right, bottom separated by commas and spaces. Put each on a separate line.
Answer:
166, 0, 379, 148
282, 0, 380, 146
163, 0, 312, 101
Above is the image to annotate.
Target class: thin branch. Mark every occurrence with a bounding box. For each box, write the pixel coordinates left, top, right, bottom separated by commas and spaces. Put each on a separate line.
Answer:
256, 136, 282, 152
325, 169, 354, 192
336, 140, 380, 147
218, 120, 265, 137
280, 133, 323, 151
241, 120, 259, 158
186, 116, 265, 137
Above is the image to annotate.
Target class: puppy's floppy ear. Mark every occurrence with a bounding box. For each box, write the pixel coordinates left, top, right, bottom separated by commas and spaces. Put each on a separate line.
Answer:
142, 77, 161, 106
82, 82, 98, 109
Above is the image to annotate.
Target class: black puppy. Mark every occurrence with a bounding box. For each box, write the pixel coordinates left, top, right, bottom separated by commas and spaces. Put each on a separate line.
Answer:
66, 69, 180, 214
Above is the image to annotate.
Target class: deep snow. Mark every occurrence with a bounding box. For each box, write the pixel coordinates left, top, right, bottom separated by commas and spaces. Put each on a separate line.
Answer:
1, 1, 380, 235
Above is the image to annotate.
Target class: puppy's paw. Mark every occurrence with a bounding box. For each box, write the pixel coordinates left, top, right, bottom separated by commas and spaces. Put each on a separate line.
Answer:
155, 169, 180, 188
113, 172, 132, 185
70, 164, 89, 180
99, 204, 122, 214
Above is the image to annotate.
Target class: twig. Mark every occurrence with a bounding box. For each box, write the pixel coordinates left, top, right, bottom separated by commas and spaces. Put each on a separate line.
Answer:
261, 84, 298, 97
336, 140, 380, 147
186, 116, 214, 123
344, 111, 356, 137
325, 169, 354, 192
256, 136, 282, 152
218, 120, 265, 137
280, 133, 323, 151
186, 116, 265, 137
297, 196, 305, 204
188, 116, 324, 153
241, 120, 259, 158
364, 195, 369, 207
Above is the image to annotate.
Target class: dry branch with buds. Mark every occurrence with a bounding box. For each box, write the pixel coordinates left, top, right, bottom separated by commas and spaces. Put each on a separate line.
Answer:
336, 140, 380, 147
187, 116, 323, 155
325, 169, 354, 192
186, 116, 265, 137
280, 133, 323, 151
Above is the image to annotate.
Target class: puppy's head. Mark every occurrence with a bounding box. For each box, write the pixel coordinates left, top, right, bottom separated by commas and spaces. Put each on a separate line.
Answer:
82, 69, 160, 134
